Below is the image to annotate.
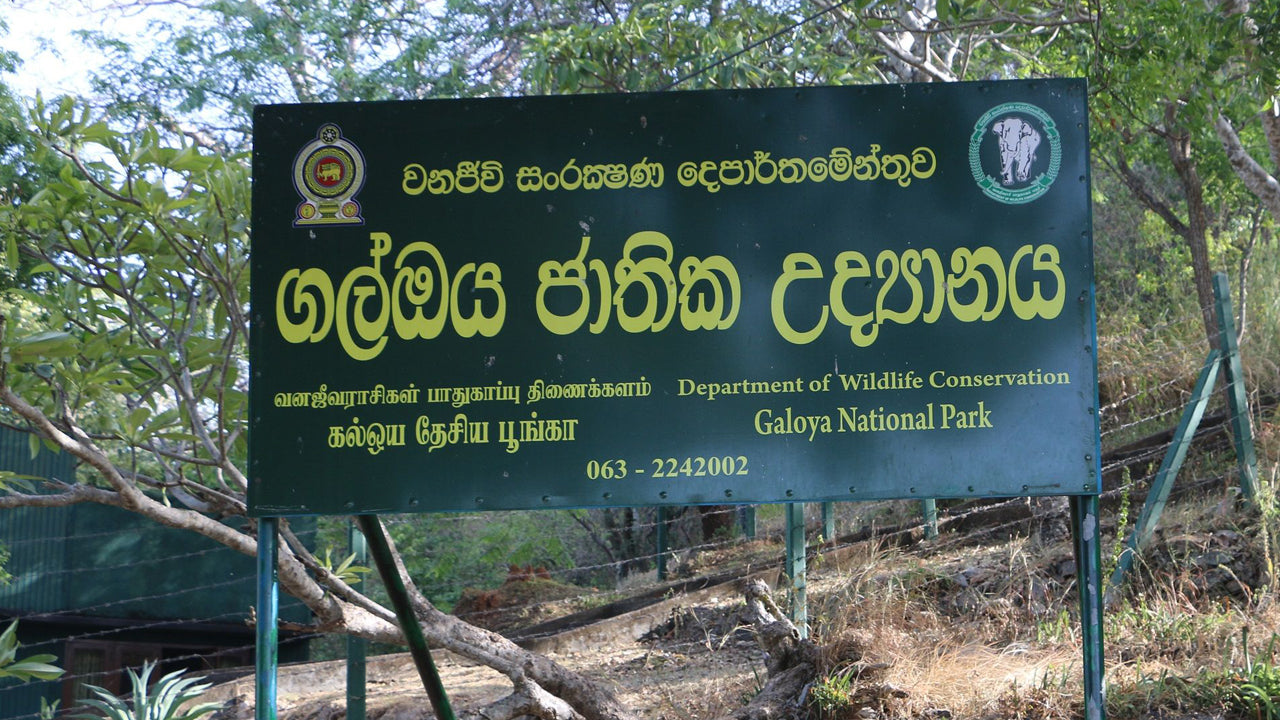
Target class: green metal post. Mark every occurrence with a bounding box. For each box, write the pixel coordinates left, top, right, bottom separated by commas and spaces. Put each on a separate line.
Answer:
347, 522, 368, 720
821, 502, 835, 542
1071, 495, 1106, 720
921, 499, 938, 540
356, 515, 456, 720
784, 503, 807, 638
656, 506, 669, 581
255, 518, 279, 720
1109, 350, 1221, 593
741, 505, 756, 539
1213, 272, 1260, 502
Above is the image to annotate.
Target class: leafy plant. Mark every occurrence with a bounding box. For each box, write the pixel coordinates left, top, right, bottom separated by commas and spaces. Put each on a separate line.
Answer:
1218, 629, 1280, 719
318, 547, 370, 586
808, 667, 856, 719
1105, 467, 1134, 581
0, 620, 63, 682
72, 660, 221, 720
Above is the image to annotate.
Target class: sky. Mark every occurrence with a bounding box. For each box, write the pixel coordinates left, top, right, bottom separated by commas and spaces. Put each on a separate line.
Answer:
2, 0, 172, 100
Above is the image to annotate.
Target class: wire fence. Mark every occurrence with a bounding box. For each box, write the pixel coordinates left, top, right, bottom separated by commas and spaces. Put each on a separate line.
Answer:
1, 296, 1276, 720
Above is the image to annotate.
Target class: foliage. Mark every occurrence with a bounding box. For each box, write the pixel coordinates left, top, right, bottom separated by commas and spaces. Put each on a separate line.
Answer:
0, 620, 63, 683
0, 78, 69, 288
808, 665, 857, 719
1107, 629, 1280, 719
1087, 0, 1279, 346
74, 0, 1103, 148
318, 546, 371, 587
1212, 630, 1280, 719
77, 0, 631, 146
0, 3, 1277, 718
1105, 467, 1133, 580
0, 94, 251, 511
521, 0, 1095, 94
72, 660, 222, 720
389, 511, 578, 609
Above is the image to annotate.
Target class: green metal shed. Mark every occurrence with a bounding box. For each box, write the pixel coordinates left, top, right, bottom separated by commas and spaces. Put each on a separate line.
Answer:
0, 430, 312, 718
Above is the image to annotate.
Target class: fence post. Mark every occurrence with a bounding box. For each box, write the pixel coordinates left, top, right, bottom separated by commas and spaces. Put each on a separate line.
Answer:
921, 499, 938, 540
1108, 350, 1221, 595
1213, 272, 1260, 502
784, 503, 807, 638
255, 518, 279, 720
656, 506, 669, 581
347, 521, 368, 720
740, 505, 756, 539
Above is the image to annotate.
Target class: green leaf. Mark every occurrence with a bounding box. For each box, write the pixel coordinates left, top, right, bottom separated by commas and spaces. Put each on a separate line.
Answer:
2, 658, 64, 681
0, 621, 18, 665
8, 330, 77, 363
0, 470, 41, 493
0, 621, 64, 682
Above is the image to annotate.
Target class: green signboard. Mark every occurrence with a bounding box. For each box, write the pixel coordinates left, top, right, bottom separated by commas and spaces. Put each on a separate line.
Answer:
249, 79, 1099, 516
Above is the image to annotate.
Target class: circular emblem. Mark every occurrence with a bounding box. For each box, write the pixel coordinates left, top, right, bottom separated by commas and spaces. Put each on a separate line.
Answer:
303, 148, 357, 198
292, 124, 367, 226
969, 102, 1061, 205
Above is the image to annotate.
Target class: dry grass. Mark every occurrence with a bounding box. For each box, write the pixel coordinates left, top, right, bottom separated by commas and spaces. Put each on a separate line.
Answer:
783, 473, 1280, 719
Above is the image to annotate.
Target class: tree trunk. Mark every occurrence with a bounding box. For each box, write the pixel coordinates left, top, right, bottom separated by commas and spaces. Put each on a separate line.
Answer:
718, 579, 820, 720
1163, 104, 1221, 350
698, 505, 737, 541
1112, 104, 1221, 351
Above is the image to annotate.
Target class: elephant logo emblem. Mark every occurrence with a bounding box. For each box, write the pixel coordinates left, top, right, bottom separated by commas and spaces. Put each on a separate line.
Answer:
293, 124, 367, 226
969, 103, 1061, 205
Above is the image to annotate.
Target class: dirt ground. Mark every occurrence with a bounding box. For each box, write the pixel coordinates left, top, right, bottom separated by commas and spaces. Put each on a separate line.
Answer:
202, 499, 1268, 720
205, 590, 771, 720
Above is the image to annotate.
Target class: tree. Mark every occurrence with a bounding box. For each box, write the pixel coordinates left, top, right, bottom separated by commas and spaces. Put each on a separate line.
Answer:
1087, 0, 1278, 348
0, 99, 629, 720
79, 0, 634, 148
8, 0, 1273, 716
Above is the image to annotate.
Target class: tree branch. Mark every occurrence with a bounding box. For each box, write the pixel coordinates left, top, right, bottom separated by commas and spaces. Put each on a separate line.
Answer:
1109, 148, 1190, 238
1215, 111, 1280, 222
0, 480, 122, 509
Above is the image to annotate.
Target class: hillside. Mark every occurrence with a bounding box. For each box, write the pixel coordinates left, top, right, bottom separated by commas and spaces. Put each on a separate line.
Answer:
202, 451, 1280, 720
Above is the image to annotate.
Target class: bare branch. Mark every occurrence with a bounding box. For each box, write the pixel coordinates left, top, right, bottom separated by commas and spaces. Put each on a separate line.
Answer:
1215, 111, 1280, 222
0, 480, 122, 509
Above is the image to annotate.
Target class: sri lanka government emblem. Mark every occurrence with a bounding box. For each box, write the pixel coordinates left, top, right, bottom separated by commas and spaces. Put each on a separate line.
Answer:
969, 102, 1061, 205
293, 124, 366, 226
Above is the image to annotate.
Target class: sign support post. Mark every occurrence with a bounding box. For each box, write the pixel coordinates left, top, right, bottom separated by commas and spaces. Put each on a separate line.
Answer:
921, 499, 939, 540
255, 518, 279, 720
741, 506, 756, 539
355, 515, 457, 720
784, 503, 807, 637
347, 522, 368, 720
1071, 496, 1105, 720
